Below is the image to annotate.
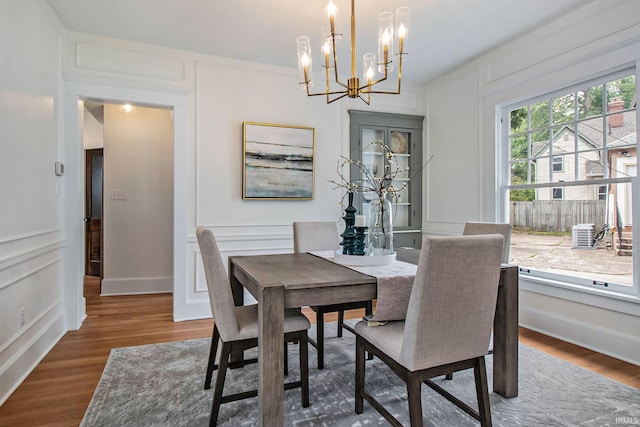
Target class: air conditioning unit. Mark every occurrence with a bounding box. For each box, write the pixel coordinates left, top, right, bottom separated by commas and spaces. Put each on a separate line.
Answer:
572, 224, 595, 249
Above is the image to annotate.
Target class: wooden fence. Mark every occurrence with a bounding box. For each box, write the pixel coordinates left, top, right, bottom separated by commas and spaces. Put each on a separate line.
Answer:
510, 200, 607, 232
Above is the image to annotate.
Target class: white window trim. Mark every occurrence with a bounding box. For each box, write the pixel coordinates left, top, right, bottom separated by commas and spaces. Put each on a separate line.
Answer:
519, 270, 640, 316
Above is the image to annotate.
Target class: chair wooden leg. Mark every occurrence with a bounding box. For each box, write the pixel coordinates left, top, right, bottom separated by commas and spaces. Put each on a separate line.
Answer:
284, 341, 289, 376
474, 356, 492, 427
205, 325, 220, 390
364, 302, 374, 360
354, 336, 365, 414
406, 374, 423, 426
316, 310, 325, 369
210, 341, 231, 427
337, 310, 344, 338
299, 331, 310, 407
445, 373, 453, 380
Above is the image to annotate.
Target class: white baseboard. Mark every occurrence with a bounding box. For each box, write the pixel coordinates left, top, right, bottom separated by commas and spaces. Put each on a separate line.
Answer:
101, 276, 173, 295
0, 305, 66, 406
520, 305, 640, 366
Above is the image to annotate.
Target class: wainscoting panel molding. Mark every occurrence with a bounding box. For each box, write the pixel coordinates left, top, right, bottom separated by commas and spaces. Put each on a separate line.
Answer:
0, 301, 65, 406
187, 225, 295, 316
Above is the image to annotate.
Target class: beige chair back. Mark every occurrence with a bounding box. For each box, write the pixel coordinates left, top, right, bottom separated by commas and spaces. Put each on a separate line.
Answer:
293, 221, 340, 253
196, 226, 240, 342
400, 234, 504, 371
463, 221, 512, 263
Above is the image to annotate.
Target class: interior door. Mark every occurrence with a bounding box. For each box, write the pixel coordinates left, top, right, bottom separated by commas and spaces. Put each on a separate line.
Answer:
85, 148, 103, 277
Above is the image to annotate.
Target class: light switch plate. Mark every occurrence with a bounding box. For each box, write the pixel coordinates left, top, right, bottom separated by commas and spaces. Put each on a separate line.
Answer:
111, 190, 126, 200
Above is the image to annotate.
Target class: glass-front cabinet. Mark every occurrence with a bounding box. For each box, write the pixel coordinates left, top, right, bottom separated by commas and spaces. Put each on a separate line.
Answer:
349, 110, 424, 248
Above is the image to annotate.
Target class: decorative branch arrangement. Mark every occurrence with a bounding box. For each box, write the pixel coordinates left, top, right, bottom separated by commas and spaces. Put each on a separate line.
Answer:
329, 140, 432, 207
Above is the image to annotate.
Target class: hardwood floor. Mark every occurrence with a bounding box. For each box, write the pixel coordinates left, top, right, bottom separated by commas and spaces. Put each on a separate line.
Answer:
0, 276, 638, 426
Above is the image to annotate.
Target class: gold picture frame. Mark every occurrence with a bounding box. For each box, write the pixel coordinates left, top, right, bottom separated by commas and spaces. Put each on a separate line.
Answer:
242, 122, 315, 200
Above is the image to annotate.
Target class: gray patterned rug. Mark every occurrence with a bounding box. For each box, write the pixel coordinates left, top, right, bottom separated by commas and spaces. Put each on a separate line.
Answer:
81, 323, 639, 426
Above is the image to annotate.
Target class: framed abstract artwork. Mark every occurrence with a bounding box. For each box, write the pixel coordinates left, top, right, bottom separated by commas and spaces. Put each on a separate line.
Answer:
242, 122, 315, 200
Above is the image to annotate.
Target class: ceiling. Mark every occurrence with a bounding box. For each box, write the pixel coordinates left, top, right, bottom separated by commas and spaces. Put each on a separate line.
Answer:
47, 0, 592, 87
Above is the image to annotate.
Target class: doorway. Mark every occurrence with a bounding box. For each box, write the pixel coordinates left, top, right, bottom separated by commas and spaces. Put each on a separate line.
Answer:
81, 100, 174, 297
84, 148, 103, 278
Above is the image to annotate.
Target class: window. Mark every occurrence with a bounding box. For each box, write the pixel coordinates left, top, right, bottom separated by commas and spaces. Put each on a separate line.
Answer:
598, 185, 607, 200
552, 187, 563, 199
552, 156, 563, 172
503, 69, 637, 295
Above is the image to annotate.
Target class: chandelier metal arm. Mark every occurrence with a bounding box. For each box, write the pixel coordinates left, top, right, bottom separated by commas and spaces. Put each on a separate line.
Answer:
304, 87, 353, 97
362, 50, 405, 95
360, 64, 390, 92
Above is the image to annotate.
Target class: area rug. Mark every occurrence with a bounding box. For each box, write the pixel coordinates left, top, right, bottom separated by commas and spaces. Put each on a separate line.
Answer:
81, 323, 640, 426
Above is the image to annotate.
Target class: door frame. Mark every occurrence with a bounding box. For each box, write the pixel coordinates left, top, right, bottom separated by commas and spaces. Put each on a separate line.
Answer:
62, 78, 188, 329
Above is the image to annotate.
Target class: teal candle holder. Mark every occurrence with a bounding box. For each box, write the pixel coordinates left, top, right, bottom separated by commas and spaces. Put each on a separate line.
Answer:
340, 192, 357, 255
355, 226, 368, 255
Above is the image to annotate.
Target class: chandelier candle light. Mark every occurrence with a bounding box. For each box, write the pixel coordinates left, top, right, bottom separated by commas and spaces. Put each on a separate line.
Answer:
296, 0, 409, 104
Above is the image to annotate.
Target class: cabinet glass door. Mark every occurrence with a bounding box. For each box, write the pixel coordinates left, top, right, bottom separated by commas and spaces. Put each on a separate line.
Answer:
359, 127, 414, 229
388, 129, 412, 228
360, 127, 385, 225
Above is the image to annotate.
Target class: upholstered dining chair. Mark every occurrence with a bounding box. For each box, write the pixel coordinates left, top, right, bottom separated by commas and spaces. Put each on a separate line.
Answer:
293, 221, 373, 369
196, 226, 310, 426
355, 234, 504, 426
437, 221, 513, 382
463, 221, 512, 263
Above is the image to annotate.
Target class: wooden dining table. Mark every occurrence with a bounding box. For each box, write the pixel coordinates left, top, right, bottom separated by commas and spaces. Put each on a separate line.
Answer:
228, 249, 519, 426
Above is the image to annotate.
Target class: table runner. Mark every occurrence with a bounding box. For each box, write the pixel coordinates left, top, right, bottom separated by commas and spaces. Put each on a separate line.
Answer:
310, 251, 417, 321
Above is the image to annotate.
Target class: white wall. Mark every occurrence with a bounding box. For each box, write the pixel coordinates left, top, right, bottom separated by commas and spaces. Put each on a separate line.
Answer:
82, 106, 103, 149
101, 104, 174, 295
423, 0, 640, 364
59, 29, 424, 320
0, 0, 66, 405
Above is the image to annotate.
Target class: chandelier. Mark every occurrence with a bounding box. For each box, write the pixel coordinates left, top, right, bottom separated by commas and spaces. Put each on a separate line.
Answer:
296, 0, 409, 105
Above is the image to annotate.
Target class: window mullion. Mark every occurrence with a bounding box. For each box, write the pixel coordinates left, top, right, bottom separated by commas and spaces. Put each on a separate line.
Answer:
527, 106, 532, 184
574, 91, 579, 182
547, 101, 553, 185
601, 83, 609, 179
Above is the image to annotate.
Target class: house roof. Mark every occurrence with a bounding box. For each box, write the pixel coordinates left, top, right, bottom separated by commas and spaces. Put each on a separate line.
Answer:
532, 111, 636, 157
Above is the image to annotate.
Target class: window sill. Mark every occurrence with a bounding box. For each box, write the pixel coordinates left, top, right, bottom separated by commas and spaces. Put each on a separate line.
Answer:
519, 271, 640, 316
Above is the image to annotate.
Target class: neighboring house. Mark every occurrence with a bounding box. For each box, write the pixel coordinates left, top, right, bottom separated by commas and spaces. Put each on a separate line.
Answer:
534, 125, 603, 201
534, 98, 636, 204
534, 98, 636, 254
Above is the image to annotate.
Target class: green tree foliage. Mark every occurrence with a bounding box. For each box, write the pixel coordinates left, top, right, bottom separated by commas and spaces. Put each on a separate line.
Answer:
509, 188, 536, 201
507, 75, 636, 202
616, 76, 636, 108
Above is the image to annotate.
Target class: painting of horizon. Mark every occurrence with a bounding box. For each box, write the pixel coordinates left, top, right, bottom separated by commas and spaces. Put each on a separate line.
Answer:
243, 122, 315, 200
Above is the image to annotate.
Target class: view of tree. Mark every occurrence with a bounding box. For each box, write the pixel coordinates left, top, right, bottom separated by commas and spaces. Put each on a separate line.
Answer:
507, 75, 636, 201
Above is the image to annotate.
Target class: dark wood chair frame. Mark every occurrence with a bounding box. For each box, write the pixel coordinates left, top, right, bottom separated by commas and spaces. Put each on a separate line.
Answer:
308, 301, 372, 369
355, 334, 492, 427
205, 325, 310, 426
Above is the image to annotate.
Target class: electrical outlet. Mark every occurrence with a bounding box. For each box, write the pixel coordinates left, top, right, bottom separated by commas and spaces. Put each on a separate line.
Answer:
19, 307, 25, 327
